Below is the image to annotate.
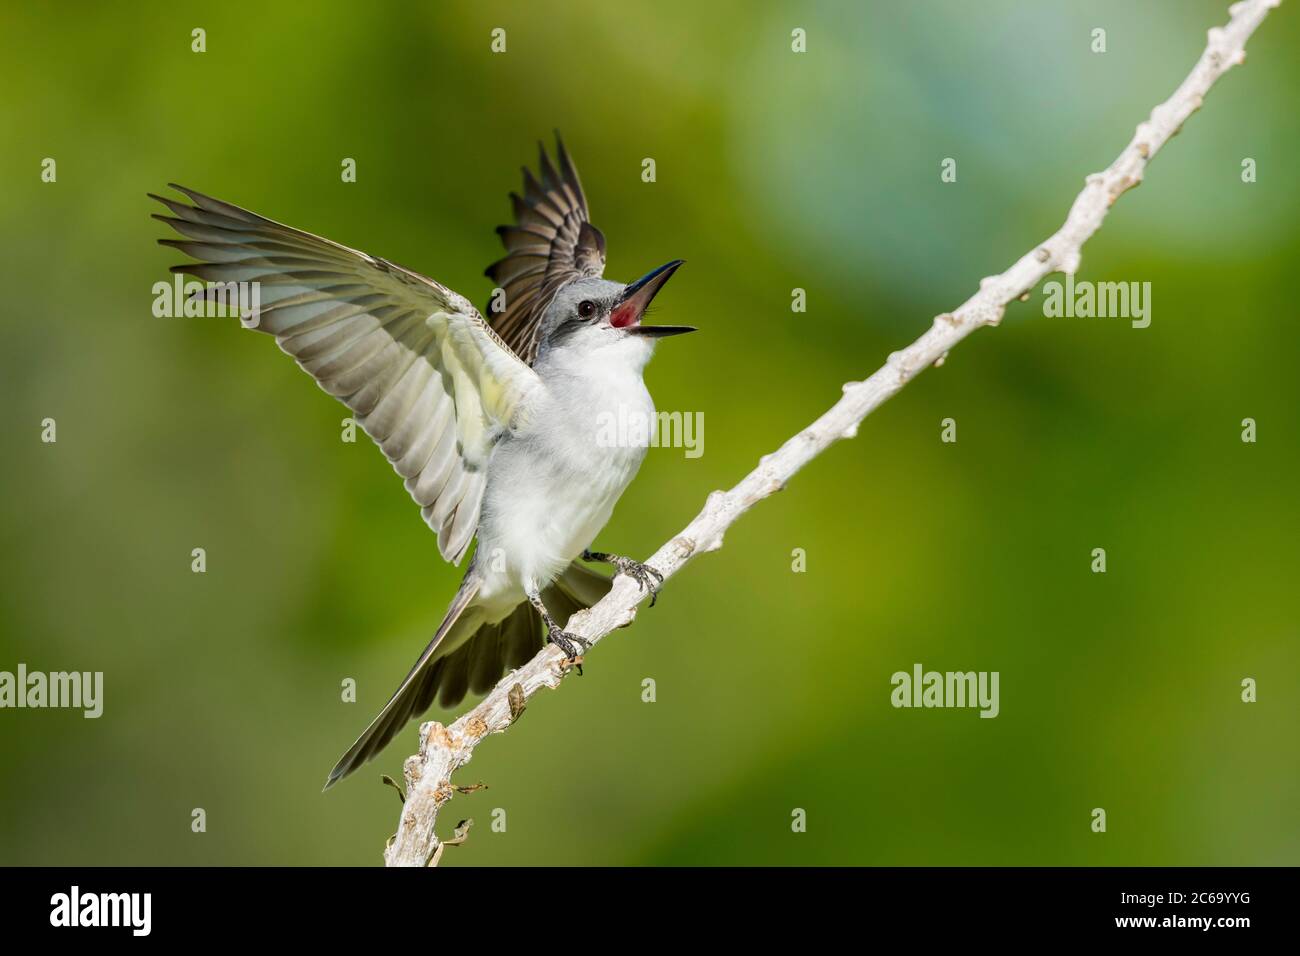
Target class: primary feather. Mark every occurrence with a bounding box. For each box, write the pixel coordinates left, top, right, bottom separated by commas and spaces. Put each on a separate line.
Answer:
485, 134, 607, 365
152, 184, 541, 563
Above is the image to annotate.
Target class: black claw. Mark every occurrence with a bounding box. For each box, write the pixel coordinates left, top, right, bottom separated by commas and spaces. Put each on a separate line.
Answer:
546, 629, 576, 657
546, 627, 586, 674
619, 559, 663, 606
584, 551, 664, 606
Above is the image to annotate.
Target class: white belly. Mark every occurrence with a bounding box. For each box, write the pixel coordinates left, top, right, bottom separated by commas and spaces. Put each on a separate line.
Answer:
474, 363, 653, 615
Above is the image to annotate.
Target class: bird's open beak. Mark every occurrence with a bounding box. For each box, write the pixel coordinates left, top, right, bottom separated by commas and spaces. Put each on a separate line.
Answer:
613, 259, 695, 337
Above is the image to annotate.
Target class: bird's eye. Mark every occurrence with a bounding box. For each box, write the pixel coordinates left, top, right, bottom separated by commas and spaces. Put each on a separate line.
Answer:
578, 300, 597, 319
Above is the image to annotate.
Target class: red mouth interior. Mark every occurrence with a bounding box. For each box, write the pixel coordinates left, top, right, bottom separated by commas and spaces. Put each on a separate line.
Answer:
610, 301, 641, 328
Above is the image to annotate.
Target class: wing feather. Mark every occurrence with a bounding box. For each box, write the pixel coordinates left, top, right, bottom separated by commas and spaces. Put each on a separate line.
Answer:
484, 134, 606, 365
153, 185, 541, 563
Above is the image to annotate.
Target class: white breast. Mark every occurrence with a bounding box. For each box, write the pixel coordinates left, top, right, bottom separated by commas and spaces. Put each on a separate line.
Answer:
474, 332, 656, 610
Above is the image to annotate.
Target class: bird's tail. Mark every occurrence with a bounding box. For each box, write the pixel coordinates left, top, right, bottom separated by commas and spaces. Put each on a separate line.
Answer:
323, 561, 611, 790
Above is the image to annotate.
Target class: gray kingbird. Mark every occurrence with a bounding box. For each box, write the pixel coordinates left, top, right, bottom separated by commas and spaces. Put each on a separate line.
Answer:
151, 135, 693, 789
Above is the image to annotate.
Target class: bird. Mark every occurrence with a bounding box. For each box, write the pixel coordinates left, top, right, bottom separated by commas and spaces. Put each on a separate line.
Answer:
151, 134, 694, 790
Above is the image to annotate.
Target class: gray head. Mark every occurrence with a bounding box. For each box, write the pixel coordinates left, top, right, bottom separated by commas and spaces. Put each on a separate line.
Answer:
535, 260, 693, 364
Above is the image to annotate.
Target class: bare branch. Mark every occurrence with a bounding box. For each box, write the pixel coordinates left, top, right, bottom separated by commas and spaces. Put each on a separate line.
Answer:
384, 0, 1282, 867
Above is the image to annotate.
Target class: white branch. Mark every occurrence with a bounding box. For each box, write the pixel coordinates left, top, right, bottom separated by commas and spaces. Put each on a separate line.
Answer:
384, 0, 1281, 867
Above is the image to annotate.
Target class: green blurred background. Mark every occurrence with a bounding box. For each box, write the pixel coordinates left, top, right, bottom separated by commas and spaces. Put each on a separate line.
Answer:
1, 0, 1296, 866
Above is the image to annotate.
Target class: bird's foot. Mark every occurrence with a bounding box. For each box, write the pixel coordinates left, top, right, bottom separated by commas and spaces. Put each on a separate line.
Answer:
583, 550, 665, 607
546, 627, 590, 675
529, 589, 591, 673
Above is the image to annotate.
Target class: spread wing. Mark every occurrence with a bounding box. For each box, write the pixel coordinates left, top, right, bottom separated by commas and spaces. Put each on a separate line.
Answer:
152, 184, 541, 564
485, 134, 606, 365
